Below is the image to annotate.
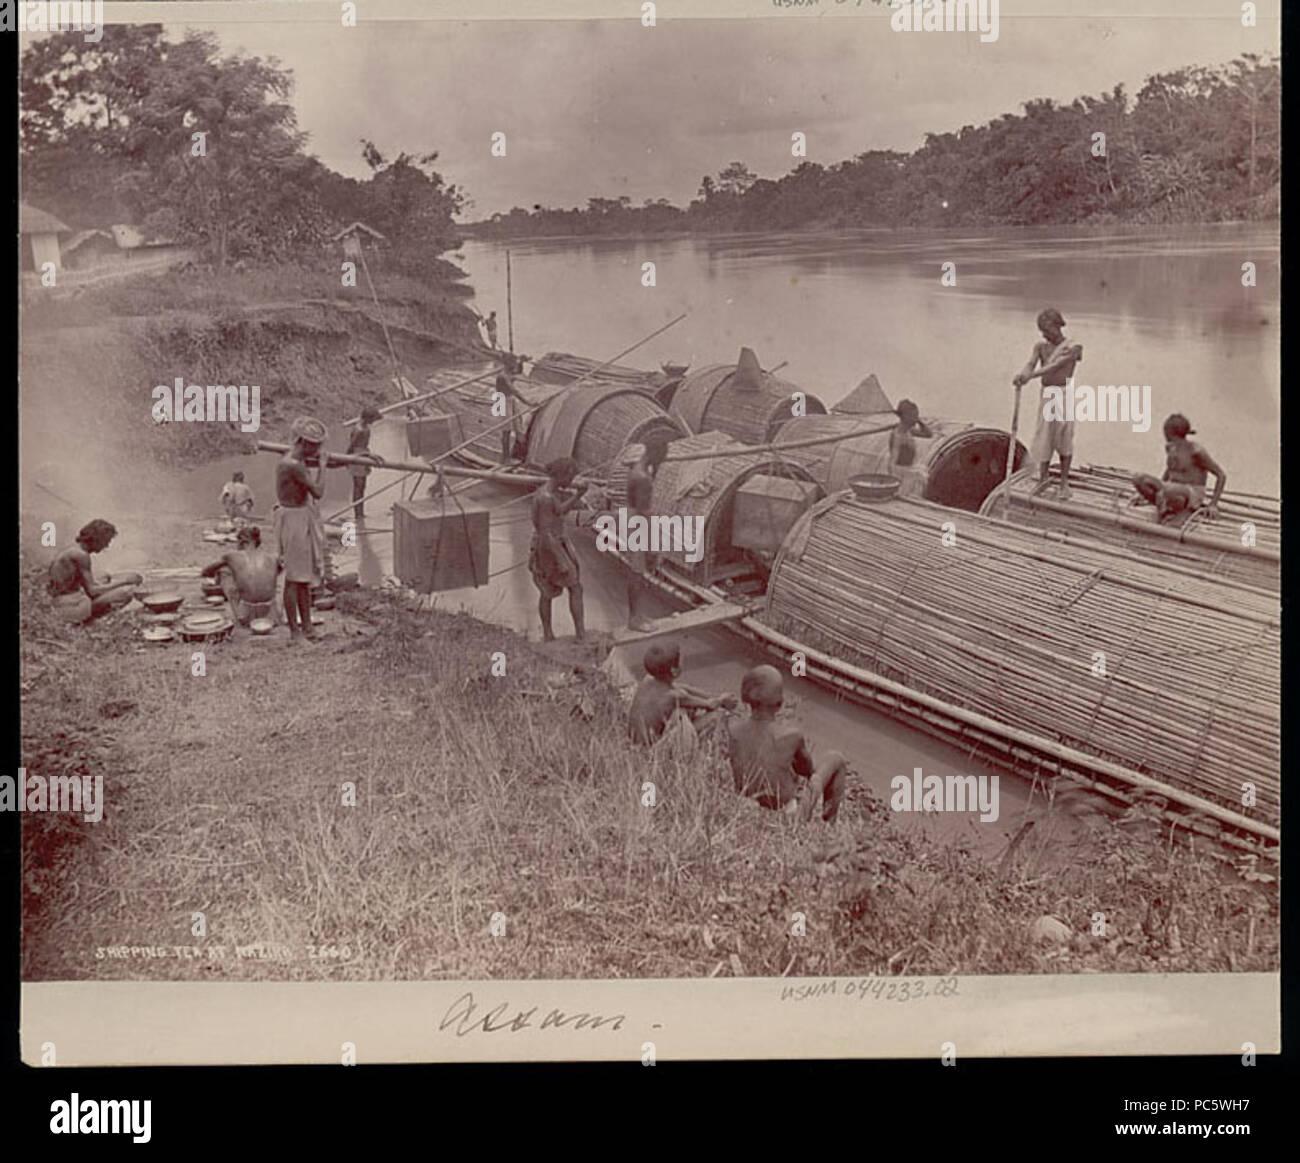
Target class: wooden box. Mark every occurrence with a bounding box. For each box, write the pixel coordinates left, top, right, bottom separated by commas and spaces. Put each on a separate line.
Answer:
732, 476, 820, 555
405, 412, 457, 460
393, 498, 490, 592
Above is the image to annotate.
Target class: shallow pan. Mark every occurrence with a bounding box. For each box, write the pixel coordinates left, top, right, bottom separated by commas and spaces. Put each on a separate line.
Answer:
141, 591, 185, 614
847, 474, 901, 503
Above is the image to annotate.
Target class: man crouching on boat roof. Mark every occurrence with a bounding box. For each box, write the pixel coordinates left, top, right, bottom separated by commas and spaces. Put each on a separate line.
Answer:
727, 665, 848, 823
1131, 413, 1226, 523
1013, 307, 1083, 502
529, 457, 588, 642
200, 526, 282, 626
47, 519, 143, 623
628, 640, 737, 749
275, 415, 333, 645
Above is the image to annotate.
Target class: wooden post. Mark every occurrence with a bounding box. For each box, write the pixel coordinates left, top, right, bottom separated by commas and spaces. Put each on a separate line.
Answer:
506, 248, 514, 352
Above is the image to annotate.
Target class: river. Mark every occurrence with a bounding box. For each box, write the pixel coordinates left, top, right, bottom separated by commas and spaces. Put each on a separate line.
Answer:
194, 225, 1279, 850
458, 224, 1280, 493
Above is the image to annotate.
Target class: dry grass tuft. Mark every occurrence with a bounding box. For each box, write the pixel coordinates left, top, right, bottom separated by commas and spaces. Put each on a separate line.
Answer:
21, 572, 1278, 981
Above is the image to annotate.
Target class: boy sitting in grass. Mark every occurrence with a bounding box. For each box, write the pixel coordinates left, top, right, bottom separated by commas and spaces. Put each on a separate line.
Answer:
727, 665, 848, 823
628, 640, 737, 747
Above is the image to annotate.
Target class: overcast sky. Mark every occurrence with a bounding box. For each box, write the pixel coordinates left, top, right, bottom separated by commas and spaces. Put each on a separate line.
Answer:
186, 2, 1275, 218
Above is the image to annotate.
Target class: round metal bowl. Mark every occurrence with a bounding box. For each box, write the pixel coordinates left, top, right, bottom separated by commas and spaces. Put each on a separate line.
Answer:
201, 577, 225, 595
249, 618, 275, 636
142, 625, 175, 644
847, 474, 901, 503
141, 591, 185, 614
315, 595, 336, 611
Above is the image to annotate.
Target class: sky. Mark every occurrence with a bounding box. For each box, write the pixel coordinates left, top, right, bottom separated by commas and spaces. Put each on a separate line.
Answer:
173, 1, 1277, 219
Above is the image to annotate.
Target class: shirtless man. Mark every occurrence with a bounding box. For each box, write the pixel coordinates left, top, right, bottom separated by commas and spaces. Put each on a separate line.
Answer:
1132, 413, 1226, 523
200, 525, 282, 625
219, 471, 255, 524
727, 665, 848, 823
1013, 307, 1084, 501
274, 416, 332, 644
528, 457, 587, 642
625, 433, 670, 632
47, 519, 143, 624
628, 640, 737, 747
345, 407, 384, 523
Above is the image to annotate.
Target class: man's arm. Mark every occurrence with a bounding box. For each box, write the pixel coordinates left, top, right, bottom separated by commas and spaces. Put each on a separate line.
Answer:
1023, 343, 1083, 384
1195, 447, 1227, 511
1013, 345, 1041, 387
287, 459, 325, 500
199, 556, 229, 579
913, 420, 935, 439
791, 734, 815, 780
558, 483, 589, 513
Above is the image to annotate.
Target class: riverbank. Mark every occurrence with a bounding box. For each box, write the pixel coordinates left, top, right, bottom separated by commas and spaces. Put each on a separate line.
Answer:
21, 562, 1278, 981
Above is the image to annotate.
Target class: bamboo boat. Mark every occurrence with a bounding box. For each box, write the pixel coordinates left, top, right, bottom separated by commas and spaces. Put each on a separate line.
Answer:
579, 441, 1278, 849
980, 465, 1281, 592
670, 350, 828, 444
765, 492, 1278, 831
527, 382, 687, 477
773, 415, 1027, 511
530, 351, 688, 408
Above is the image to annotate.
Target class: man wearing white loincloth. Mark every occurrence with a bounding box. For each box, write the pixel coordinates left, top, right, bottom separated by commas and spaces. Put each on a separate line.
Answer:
1013, 307, 1084, 502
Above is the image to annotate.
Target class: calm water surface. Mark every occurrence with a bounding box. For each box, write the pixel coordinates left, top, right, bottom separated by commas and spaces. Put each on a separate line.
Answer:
458, 224, 1279, 492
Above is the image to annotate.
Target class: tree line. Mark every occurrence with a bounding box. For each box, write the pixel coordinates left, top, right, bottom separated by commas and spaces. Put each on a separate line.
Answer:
20, 26, 466, 282
472, 54, 1279, 238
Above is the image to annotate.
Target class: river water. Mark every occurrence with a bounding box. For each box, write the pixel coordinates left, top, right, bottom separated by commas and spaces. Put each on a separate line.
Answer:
194, 225, 1279, 848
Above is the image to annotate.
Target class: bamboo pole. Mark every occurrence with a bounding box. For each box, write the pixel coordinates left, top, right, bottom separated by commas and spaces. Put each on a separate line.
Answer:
997, 382, 1022, 516
340, 368, 498, 427
253, 442, 547, 484
506, 248, 514, 353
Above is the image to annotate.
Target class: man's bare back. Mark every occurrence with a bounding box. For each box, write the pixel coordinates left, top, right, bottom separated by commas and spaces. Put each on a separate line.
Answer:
47, 545, 94, 597
221, 547, 280, 603
728, 716, 810, 807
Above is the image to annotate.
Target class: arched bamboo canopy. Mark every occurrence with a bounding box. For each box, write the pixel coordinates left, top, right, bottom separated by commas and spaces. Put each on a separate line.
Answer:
774, 415, 1026, 512
669, 349, 828, 444
525, 382, 687, 476
765, 493, 1279, 828
979, 465, 1281, 592
643, 431, 822, 582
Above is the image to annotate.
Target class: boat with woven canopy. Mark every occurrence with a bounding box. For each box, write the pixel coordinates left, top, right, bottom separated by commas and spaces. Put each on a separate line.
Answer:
980, 464, 1280, 592
669, 348, 828, 444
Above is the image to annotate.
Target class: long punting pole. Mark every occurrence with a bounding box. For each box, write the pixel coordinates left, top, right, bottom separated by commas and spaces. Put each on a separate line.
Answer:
506, 248, 514, 352
998, 382, 1022, 515
340, 368, 499, 427
253, 442, 547, 486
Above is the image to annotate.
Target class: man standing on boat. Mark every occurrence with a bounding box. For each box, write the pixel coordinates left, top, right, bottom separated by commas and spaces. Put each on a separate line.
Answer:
1013, 307, 1083, 501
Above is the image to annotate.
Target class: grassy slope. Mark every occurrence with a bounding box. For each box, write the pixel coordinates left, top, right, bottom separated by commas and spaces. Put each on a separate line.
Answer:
21, 574, 1278, 982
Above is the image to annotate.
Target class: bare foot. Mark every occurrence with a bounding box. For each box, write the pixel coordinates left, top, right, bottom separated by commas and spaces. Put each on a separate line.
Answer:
286, 635, 302, 648
1058, 484, 1072, 502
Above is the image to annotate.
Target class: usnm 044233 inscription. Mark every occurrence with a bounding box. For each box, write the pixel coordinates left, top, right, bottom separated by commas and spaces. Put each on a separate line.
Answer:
781, 977, 961, 1002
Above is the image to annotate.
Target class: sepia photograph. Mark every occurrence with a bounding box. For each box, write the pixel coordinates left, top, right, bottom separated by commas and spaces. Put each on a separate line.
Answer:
15, 0, 1279, 1073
